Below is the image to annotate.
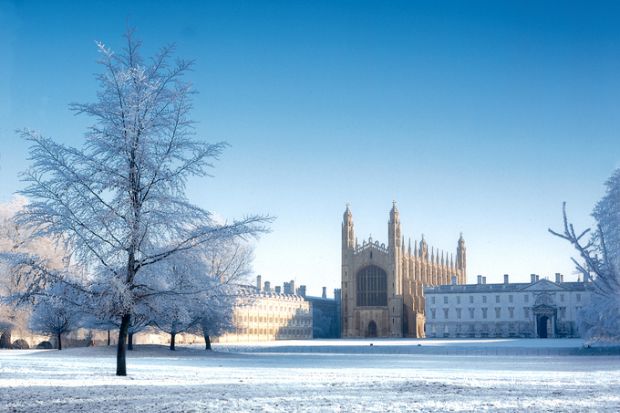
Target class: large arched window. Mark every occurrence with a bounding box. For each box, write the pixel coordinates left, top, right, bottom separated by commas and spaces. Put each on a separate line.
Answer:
357, 265, 387, 307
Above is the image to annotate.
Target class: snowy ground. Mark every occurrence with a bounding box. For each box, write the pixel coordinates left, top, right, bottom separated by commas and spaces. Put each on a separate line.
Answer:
1, 339, 619, 412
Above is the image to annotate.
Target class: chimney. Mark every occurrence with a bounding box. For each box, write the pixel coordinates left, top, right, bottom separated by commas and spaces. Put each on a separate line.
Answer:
561, 274, 564, 283
584, 273, 590, 283
298, 285, 307, 297
334, 288, 341, 301
275, 286, 281, 294
256, 275, 262, 291
322, 287, 327, 298
530, 274, 536, 283
477, 275, 482, 284
555, 273, 562, 284
451, 276, 457, 285
504, 274, 509, 284
290, 280, 295, 294
536, 274, 540, 282
264, 281, 271, 292
482, 276, 487, 284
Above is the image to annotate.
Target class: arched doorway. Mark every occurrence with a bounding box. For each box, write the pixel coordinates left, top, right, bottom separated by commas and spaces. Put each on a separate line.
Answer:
537, 315, 549, 338
367, 320, 377, 337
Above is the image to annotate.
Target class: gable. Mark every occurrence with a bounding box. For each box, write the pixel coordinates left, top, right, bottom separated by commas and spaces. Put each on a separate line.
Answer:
523, 279, 564, 292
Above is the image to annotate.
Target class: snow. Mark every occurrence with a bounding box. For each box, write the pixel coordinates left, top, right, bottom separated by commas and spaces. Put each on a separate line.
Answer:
1, 339, 619, 412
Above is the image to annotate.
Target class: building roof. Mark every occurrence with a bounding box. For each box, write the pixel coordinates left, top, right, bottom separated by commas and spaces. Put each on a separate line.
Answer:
424, 279, 590, 294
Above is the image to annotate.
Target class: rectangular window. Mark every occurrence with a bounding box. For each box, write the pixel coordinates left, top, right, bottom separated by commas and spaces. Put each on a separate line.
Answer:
482, 308, 488, 319
495, 307, 501, 318
577, 293, 581, 302
560, 307, 566, 318
443, 308, 449, 319
431, 309, 436, 320
482, 296, 487, 304
509, 295, 514, 303
431, 296, 435, 304
524, 294, 529, 303
560, 294, 564, 302
495, 295, 500, 303
456, 308, 462, 319
524, 307, 529, 318
509, 307, 514, 318
469, 296, 474, 304
443, 296, 448, 304
468, 308, 474, 319
457, 296, 461, 304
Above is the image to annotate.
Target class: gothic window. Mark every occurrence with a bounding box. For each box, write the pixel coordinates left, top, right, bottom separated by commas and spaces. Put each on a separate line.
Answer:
356, 265, 388, 306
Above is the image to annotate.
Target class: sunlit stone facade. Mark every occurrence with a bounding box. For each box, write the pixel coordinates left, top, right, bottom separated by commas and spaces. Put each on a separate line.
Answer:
424, 274, 592, 338
216, 286, 313, 343
341, 203, 466, 338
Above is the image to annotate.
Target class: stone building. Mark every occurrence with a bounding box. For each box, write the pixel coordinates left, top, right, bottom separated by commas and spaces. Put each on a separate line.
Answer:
424, 273, 591, 338
215, 277, 313, 343
305, 287, 341, 338
341, 203, 466, 338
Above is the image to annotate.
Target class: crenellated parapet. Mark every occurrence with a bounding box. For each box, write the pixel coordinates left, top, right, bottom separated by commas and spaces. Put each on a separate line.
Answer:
354, 237, 389, 255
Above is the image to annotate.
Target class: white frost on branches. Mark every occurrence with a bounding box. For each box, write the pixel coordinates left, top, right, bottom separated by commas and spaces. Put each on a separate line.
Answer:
9, 30, 271, 374
550, 168, 620, 343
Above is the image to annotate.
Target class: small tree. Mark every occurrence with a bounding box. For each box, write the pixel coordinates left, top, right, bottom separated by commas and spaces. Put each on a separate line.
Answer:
29, 284, 84, 350
198, 293, 236, 350
193, 240, 253, 350
14, 30, 270, 375
549, 168, 620, 343
0, 197, 66, 348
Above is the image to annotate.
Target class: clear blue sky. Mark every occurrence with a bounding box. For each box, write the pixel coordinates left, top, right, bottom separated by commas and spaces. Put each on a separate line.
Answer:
1, 1, 619, 296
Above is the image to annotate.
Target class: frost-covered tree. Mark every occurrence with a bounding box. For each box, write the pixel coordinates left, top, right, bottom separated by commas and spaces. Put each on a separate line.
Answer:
549, 168, 620, 343
29, 283, 84, 350
197, 292, 235, 350
149, 253, 204, 351
13, 31, 270, 375
0, 197, 66, 348
193, 240, 253, 350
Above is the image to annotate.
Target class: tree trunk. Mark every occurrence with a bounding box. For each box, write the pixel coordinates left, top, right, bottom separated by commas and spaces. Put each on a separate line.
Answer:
0, 330, 11, 349
204, 334, 211, 350
116, 313, 131, 376
170, 332, 176, 351
107, 330, 111, 346
57, 332, 62, 350
128, 332, 134, 351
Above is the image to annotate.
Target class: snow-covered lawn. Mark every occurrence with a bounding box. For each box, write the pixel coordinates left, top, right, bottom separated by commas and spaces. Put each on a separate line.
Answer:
1, 339, 619, 412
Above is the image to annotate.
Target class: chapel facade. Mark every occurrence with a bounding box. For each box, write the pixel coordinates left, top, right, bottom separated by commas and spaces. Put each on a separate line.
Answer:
341, 203, 466, 338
